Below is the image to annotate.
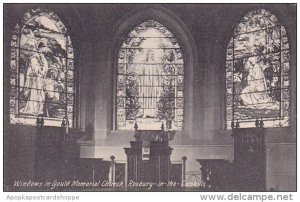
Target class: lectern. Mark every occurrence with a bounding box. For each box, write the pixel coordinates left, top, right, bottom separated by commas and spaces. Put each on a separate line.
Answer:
124, 128, 175, 185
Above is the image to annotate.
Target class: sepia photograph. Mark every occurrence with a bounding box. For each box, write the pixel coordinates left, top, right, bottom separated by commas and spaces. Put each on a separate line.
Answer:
2, 3, 297, 194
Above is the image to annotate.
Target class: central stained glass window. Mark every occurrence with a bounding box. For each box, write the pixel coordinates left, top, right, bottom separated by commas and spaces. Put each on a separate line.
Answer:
116, 20, 184, 130
225, 9, 290, 129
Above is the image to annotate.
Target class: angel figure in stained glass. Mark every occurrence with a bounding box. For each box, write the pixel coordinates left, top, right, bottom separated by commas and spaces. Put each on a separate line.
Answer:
240, 56, 279, 110
20, 38, 50, 115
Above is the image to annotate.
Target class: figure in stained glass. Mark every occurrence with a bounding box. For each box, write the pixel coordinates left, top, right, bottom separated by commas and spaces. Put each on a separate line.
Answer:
240, 56, 279, 110
20, 39, 50, 115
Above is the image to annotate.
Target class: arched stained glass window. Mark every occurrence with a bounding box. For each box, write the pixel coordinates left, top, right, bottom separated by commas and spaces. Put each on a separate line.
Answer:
116, 20, 184, 130
10, 8, 75, 127
225, 9, 290, 129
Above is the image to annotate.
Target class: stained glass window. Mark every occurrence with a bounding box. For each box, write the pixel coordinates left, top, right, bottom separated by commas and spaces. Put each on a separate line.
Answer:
9, 8, 75, 127
225, 9, 290, 129
116, 20, 184, 130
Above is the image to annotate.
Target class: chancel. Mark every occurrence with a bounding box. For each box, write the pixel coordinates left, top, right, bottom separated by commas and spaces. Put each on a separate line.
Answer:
3, 4, 296, 192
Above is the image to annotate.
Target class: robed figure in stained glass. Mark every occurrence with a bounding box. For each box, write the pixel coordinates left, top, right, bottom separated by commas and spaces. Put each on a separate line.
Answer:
240, 56, 279, 110
20, 39, 50, 115
136, 49, 163, 118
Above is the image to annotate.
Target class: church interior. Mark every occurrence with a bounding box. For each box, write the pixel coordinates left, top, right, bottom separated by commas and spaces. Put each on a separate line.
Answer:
3, 4, 296, 191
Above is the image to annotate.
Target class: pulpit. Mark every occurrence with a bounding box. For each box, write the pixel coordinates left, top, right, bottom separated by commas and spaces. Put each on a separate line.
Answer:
124, 128, 176, 187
